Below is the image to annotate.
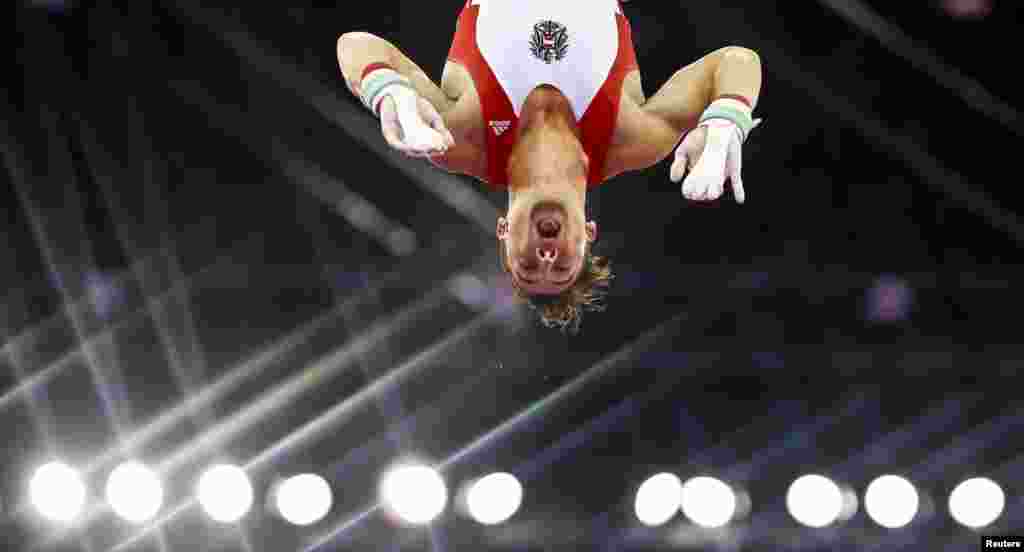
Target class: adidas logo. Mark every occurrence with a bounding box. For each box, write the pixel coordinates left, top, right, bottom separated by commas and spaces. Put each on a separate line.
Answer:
489, 120, 511, 136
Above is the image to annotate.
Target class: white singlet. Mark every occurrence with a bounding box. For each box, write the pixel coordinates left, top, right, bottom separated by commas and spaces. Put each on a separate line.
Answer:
447, 0, 639, 188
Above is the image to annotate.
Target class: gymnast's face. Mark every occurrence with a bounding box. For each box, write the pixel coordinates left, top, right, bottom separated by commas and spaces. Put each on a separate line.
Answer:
499, 96, 596, 294
498, 200, 597, 295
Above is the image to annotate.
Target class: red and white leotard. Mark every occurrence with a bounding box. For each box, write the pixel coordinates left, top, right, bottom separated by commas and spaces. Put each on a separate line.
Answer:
447, 0, 639, 189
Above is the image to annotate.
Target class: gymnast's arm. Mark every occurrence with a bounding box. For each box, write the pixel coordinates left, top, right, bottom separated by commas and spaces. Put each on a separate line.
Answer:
336, 32, 485, 177
606, 46, 762, 177
336, 32, 456, 114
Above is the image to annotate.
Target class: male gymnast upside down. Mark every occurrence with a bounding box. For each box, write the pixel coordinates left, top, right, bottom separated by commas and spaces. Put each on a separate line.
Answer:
337, 0, 762, 333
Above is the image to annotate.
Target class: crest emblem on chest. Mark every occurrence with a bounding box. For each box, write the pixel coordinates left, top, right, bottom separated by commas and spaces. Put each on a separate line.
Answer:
529, 20, 569, 64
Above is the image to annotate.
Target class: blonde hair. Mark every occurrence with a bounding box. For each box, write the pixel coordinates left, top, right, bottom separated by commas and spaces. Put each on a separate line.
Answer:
499, 242, 613, 334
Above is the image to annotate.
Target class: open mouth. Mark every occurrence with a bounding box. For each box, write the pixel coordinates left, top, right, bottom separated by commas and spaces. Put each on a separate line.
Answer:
531, 202, 565, 238
537, 218, 561, 238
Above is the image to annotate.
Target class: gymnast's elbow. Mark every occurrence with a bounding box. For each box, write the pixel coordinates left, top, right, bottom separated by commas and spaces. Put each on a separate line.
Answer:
719, 46, 761, 65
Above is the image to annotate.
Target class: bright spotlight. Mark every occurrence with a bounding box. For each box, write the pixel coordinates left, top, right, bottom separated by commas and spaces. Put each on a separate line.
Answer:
949, 477, 1004, 529
634, 473, 682, 527
379, 464, 447, 524
106, 462, 163, 523
680, 476, 737, 528
466, 472, 523, 525
864, 475, 919, 528
30, 462, 86, 522
196, 464, 254, 523
787, 474, 842, 528
276, 473, 333, 526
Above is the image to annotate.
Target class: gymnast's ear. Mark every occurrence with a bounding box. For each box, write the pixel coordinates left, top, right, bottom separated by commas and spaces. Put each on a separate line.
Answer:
497, 217, 510, 240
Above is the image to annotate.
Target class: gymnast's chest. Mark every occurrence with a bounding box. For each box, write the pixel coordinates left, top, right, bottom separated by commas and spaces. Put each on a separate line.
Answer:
473, 1, 621, 121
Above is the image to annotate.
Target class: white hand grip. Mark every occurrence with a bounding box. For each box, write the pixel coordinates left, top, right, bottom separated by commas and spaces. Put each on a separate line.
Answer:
390, 87, 444, 152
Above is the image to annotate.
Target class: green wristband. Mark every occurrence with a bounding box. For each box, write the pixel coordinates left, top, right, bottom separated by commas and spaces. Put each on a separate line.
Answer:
699, 105, 755, 142
360, 70, 411, 115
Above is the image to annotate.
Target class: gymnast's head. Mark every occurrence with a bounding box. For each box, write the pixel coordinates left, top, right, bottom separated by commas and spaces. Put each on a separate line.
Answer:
496, 85, 613, 333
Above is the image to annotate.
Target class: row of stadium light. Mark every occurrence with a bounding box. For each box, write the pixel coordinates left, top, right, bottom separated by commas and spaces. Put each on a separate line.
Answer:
26, 461, 1006, 530
634, 472, 1006, 530
26, 461, 519, 527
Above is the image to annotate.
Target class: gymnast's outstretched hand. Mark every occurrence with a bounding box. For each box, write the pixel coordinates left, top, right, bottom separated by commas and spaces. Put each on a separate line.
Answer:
379, 87, 455, 159
670, 118, 759, 205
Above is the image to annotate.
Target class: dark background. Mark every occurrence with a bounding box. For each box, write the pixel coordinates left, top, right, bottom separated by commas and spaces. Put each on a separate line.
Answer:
3, 1, 1024, 550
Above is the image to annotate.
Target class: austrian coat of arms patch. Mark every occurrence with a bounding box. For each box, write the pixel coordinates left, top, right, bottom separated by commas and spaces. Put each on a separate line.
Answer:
529, 20, 569, 64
